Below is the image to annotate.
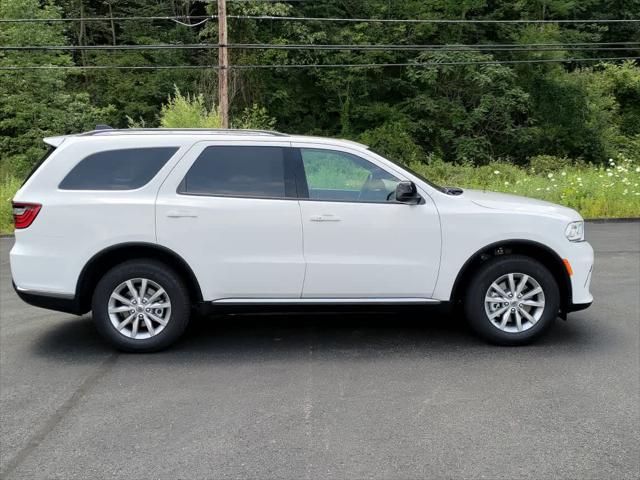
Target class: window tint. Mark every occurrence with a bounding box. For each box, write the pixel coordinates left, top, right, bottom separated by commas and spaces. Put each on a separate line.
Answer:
301, 148, 400, 202
179, 146, 287, 198
59, 147, 178, 190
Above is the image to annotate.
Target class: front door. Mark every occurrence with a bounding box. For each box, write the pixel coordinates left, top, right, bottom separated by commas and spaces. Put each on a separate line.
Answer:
294, 145, 441, 298
156, 141, 305, 301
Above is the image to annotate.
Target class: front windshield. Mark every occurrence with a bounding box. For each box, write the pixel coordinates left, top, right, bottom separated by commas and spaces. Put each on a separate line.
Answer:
367, 148, 445, 193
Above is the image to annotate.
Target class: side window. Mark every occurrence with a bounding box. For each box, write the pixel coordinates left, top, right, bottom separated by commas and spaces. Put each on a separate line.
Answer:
59, 147, 178, 190
179, 146, 287, 198
300, 148, 400, 202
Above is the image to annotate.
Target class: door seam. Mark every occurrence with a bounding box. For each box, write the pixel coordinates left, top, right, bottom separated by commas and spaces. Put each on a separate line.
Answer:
297, 199, 308, 299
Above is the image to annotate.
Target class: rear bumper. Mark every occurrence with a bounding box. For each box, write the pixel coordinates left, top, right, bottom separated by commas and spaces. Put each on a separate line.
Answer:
12, 282, 83, 315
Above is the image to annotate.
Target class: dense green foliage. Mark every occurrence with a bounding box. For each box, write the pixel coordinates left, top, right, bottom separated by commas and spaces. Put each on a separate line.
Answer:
0, 0, 639, 229
0, 0, 114, 177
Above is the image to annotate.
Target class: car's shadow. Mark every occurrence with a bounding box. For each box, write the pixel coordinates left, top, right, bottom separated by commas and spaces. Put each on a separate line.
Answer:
31, 306, 602, 363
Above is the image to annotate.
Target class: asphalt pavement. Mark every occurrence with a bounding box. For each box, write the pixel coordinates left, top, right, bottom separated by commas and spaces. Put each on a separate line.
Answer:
1, 222, 639, 480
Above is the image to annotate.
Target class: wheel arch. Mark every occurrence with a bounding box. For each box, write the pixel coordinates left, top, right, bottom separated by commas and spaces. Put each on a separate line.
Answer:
76, 242, 203, 314
450, 239, 572, 312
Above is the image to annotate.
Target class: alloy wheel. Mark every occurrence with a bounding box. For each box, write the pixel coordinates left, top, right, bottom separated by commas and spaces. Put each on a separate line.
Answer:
484, 272, 545, 333
107, 278, 171, 339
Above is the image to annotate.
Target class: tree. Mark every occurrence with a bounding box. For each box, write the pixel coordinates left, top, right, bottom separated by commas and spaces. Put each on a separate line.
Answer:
0, 0, 113, 176
406, 51, 530, 164
3, 0, 640, 174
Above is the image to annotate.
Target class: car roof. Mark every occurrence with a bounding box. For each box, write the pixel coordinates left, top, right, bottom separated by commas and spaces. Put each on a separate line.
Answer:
43, 128, 369, 151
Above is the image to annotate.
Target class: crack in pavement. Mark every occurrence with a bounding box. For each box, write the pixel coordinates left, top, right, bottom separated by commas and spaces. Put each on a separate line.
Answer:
0, 353, 119, 479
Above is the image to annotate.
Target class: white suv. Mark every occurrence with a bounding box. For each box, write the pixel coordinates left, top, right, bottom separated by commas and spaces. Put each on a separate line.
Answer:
10, 128, 594, 351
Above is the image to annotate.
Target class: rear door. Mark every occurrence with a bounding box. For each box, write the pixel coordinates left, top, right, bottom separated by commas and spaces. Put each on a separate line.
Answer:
156, 141, 305, 301
293, 144, 441, 299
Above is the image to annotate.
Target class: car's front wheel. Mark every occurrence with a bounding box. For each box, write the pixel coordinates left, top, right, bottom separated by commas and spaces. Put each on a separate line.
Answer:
92, 259, 191, 352
463, 255, 560, 345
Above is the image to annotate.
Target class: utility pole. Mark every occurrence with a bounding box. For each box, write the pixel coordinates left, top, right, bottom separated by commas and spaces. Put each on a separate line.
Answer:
218, 0, 229, 128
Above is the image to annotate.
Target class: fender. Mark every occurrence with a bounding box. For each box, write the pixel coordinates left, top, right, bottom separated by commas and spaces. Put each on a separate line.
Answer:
448, 238, 573, 309
75, 242, 204, 312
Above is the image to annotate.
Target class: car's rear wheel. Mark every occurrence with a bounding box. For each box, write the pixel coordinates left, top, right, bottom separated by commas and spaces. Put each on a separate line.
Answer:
92, 259, 190, 352
463, 255, 560, 345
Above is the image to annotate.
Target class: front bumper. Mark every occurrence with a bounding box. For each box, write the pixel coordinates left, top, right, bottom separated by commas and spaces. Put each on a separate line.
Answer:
566, 300, 593, 313
566, 241, 594, 309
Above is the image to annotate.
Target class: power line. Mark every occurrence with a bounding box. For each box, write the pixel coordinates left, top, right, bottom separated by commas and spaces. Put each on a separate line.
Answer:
0, 15, 217, 23
198, 0, 312, 2
225, 0, 312, 2
0, 56, 637, 71
226, 15, 640, 24
1, 14, 639, 24
2, 43, 639, 52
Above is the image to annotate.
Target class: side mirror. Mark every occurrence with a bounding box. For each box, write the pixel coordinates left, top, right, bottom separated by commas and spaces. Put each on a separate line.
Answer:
395, 181, 422, 204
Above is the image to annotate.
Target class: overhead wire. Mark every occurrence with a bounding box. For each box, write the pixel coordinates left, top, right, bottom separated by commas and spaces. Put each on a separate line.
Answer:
0, 15, 217, 23
0, 15, 639, 24
225, 15, 640, 24
0, 56, 637, 71
1, 13, 636, 71
1, 42, 639, 52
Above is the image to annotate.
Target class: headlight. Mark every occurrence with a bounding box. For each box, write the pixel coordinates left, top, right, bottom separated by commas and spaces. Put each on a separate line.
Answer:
565, 221, 585, 242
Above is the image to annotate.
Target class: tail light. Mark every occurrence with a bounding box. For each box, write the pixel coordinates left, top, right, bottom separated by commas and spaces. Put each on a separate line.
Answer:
12, 202, 42, 229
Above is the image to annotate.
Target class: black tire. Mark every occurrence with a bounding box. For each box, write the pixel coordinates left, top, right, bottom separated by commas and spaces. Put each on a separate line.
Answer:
91, 259, 191, 352
463, 255, 560, 345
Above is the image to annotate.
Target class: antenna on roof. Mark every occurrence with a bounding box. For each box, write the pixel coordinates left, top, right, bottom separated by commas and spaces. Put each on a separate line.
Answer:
95, 124, 113, 130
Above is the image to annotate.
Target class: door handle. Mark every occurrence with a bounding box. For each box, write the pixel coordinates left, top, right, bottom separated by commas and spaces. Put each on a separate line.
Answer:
310, 214, 341, 222
166, 209, 198, 218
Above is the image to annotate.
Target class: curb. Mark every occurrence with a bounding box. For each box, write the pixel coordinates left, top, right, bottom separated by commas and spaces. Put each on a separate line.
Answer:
585, 218, 639, 224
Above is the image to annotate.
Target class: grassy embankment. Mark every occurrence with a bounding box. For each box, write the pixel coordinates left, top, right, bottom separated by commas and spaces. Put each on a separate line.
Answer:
1, 175, 21, 235
410, 154, 640, 219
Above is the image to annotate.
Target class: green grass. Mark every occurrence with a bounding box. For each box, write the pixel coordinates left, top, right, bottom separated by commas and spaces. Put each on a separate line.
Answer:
411, 154, 640, 219
1, 155, 638, 235
1, 175, 21, 235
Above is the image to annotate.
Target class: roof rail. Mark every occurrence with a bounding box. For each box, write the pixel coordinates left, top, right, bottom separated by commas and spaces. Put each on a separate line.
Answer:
80, 128, 288, 137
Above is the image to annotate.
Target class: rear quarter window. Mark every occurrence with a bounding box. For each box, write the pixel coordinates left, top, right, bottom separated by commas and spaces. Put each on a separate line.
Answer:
59, 147, 178, 190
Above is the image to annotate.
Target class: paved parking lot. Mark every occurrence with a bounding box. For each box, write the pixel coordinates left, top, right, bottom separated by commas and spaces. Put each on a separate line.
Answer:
1, 222, 639, 480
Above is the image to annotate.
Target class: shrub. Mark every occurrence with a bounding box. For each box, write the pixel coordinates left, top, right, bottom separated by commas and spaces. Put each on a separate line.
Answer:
131, 88, 277, 131
236, 104, 277, 130
159, 87, 222, 128
358, 121, 424, 164
528, 155, 575, 174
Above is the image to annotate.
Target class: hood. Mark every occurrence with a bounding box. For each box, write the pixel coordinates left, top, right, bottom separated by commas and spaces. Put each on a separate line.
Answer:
462, 189, 582, 220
